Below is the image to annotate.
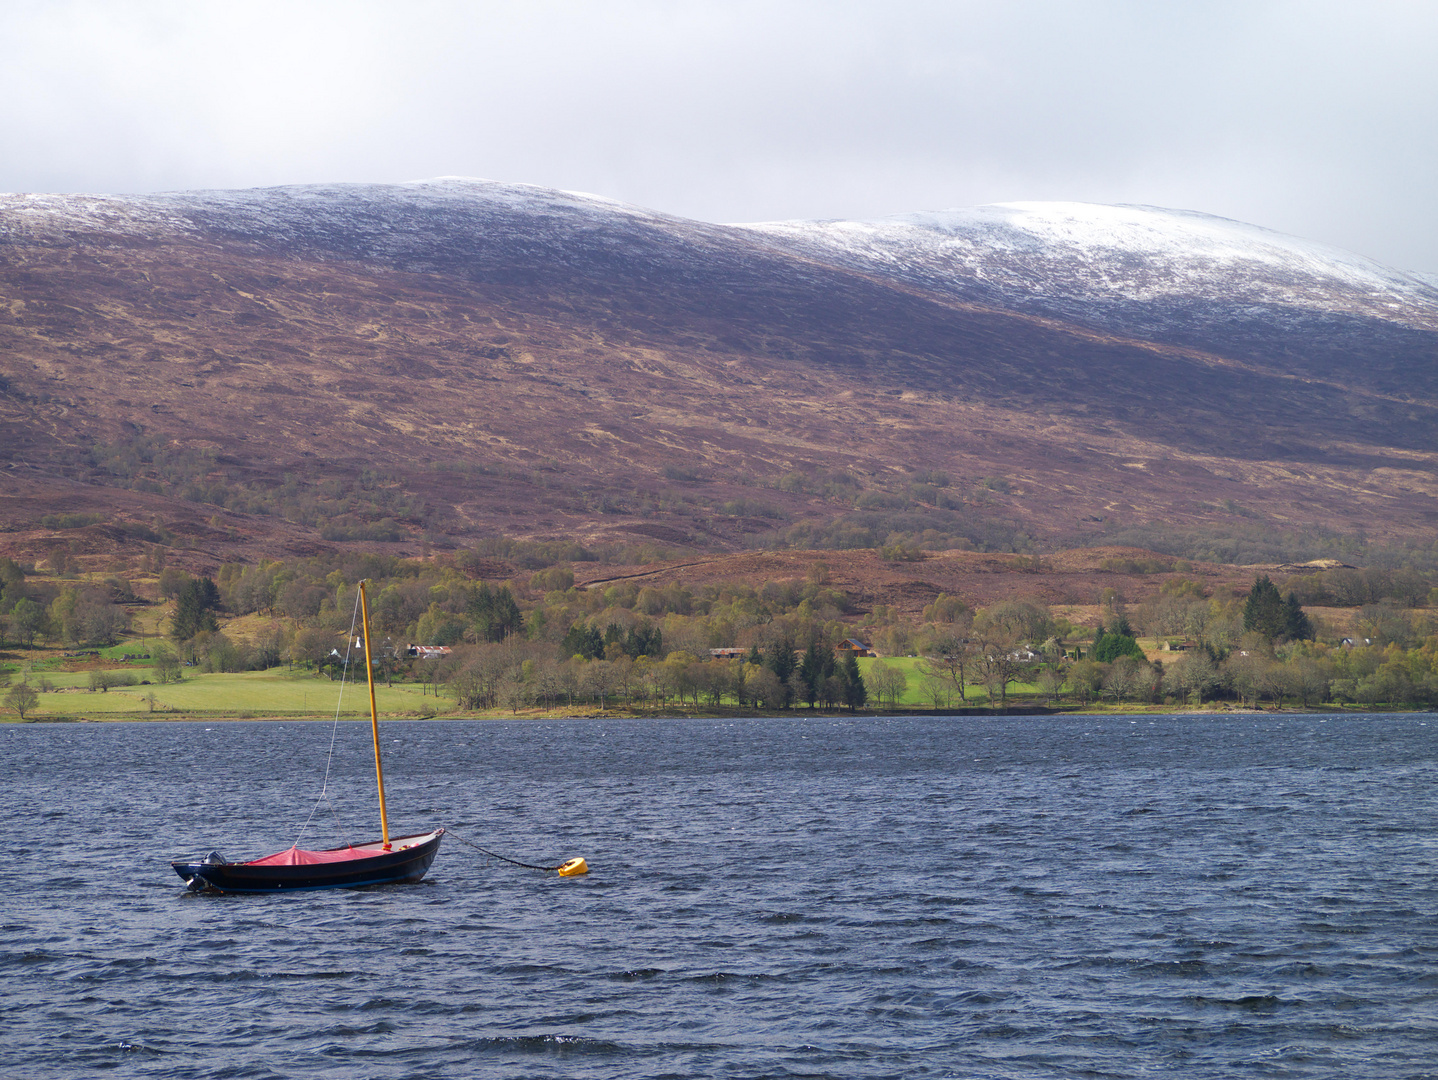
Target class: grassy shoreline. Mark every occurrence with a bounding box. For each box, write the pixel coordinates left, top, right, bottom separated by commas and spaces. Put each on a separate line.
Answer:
6, 651, 1429, 724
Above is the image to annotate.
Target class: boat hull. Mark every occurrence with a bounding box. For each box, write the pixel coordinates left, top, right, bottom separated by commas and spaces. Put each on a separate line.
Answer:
172, 828, 444, 893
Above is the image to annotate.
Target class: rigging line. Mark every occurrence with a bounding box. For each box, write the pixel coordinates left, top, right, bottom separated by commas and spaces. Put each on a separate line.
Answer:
446, 829, 567, 872
294, 586, 364, 848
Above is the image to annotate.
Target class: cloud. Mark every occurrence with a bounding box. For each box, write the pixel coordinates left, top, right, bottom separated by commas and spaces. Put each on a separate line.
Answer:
1, 0, 1434, 271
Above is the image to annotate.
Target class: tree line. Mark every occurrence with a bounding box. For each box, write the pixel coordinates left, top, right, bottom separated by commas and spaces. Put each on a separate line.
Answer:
8, 536, 1438, 713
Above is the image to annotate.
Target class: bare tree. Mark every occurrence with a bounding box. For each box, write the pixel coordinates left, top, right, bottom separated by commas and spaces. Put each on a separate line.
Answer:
867, 661, 909, 708
1287, 655, 1330, 708
916, 663, 953, 709
927, 631, 976, 705
5, 682, 38, 720
1225, 650, 1272, 708
975, 631, 1027, 708
1103, 656, 1148, 703
581, 660, 615, 713
499, 664, 530, 713
610, 655, 637, 706
1035, 666, 1065, 703
1164, 650, 1220, 705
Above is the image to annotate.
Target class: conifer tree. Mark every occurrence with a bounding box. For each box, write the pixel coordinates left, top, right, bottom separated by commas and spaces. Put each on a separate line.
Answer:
172, 577, 220, 641
1284, 592, 1314, 641
797, 642, 836, 708
842, 653, 867, 711
1243, 575, 1286, 641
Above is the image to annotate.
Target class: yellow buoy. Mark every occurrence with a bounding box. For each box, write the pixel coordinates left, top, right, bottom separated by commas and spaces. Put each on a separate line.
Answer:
556, 857, 588, 877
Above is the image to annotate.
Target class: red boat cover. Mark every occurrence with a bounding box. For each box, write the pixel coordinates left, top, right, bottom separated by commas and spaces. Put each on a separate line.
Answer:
245, 845, 380, 866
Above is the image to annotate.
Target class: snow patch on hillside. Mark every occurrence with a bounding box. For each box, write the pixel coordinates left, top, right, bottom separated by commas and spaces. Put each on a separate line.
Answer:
0, 178, 716, 253
0, 192, 200, 239
737, 202, 1438, 331
6, 184, 1436, 336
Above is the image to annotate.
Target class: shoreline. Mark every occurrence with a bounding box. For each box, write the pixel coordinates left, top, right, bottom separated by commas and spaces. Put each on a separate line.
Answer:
7, 703, 1431, 724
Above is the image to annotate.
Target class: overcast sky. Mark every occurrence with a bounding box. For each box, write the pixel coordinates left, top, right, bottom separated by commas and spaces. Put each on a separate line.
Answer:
2, 1, 1435, 272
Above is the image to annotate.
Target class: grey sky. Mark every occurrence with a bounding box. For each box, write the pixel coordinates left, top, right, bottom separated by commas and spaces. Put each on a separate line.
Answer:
3, 0, 1436, 272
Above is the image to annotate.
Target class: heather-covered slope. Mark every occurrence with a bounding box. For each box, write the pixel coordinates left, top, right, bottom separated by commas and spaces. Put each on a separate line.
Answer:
2, 180, 1436, 568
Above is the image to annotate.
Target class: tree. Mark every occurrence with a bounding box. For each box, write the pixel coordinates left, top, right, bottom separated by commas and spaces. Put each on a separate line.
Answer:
797, 643, 835, 707
90, 670, 137, 693
292, 627, 339, 677
152, 645, 182, 684
1067, 658, 1104, 703
747, 666, 785, 711
920, 669, 953, 709
923, 593, 971, 624
1226, 650, 1274, 708
79, 596, 128, 645
450, 665, 488, 710
1283, 593, 1314, 642
977, 599, 1054, 644
499, 662, 531, 712
48, 588, 81, 645
561, 621, 604, 660
763, 634, 798, 708
868, 660, 908, 708
1035, 666, 1065, 703
975, 631, 1028, 708
197, 631, 244, 673
415, 603, 467, 647
1164, 650, 1219, 705
1103, 656, 1148, 703
1243, 575, 1286, 641
1287, 654, 1330, 707
841, 653, 867, 711
581, 659, 616, 712
10, 597, 46, 646
5, 682, 38, 720
158, 567, 189, 600
468, 582, 523, 642
0, 556, 24, 610
927, 631, 975, 704
172, 577, 220, 641
533, 658, 564, 710
1093, 631, 1144, 663
252, 622, 288, 670
611, 654, 640, 705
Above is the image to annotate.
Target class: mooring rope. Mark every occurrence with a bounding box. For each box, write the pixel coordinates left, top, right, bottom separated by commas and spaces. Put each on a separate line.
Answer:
446, 829, 569, 872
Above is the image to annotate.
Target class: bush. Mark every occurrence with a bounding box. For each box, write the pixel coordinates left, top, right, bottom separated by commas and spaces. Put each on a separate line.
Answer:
88, 670, 137, 692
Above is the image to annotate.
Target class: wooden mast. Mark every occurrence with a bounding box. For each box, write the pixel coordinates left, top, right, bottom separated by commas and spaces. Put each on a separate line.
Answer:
358, 580, 391, 849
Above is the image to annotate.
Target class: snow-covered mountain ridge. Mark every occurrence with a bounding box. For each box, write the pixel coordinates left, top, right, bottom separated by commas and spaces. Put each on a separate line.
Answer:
8, 179, 1433, 401
737, 201, 1438, 334
6, 180, 1434, 332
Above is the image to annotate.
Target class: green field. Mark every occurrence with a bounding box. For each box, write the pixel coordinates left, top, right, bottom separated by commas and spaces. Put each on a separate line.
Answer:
11, 668, 450, 720
6, 653, 1047, 722
857, 655, 1041, 707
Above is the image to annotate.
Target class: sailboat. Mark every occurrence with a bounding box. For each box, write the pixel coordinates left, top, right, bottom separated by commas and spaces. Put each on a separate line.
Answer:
172, 581, 444, 892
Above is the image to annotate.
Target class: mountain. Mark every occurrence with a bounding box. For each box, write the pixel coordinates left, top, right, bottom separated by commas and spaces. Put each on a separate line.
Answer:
1, 179, 1436, 572
741, 201, 1438, 404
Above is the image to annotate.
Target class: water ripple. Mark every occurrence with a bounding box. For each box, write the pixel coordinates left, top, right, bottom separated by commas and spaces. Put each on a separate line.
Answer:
3, 713, 1436, 1078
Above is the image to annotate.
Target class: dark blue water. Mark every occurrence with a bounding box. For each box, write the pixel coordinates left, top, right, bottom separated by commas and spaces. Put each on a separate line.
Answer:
3, 714, 1437, 1079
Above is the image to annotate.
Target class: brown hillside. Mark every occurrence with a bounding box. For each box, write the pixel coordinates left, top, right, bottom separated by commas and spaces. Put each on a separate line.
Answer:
3, 182, 1437, 572
572, 546, 1256, 622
